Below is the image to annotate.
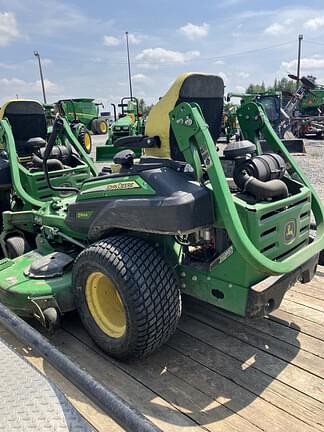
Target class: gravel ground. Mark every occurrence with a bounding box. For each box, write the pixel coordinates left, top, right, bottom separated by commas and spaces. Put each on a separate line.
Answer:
293, 139, 324, 201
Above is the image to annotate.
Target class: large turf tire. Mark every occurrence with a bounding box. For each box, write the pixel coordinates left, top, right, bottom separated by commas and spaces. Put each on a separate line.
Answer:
91, 118, 108, 135
6, 236, 31, 258
78, 126, 92, 154
73, 235, 181, 360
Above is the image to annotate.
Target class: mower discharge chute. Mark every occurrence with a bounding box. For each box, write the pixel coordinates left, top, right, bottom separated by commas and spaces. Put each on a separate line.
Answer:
0, 73, 323, 361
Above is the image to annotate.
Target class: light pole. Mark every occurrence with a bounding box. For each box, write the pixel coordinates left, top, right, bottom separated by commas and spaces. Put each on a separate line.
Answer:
296, 34, 303, 88
125, 32, 133, 99
34, 51, 47, 104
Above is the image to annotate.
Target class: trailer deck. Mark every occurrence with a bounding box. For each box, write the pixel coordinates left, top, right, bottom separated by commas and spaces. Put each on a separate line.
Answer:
0, 266, 323, 432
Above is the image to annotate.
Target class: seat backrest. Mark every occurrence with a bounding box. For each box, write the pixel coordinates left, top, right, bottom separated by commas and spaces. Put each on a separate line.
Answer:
0, 100, 47, 155
144, 73, 224, 159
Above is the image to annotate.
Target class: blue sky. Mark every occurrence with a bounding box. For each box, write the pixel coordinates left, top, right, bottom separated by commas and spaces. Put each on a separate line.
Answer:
0, 0, 324, 107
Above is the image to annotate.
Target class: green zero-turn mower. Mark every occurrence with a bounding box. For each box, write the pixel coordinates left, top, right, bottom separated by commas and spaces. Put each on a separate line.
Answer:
96, 97, 145, 162
0, 73, 323, 361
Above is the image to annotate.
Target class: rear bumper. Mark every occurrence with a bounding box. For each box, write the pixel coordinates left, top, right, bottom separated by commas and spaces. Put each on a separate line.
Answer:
246, 253, 319, 318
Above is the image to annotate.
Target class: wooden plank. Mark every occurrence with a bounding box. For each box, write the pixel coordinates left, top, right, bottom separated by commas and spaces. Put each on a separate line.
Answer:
285, 290, 324, 313
63, 319, 261, 432
46, 327, 202, 432
183, 297, 324, 357
279, 299, 324, 325
0, 325, 123, 432
167, 330, 324, 431
269, 308, 324, 339
178, 315, 324, 402
184, 303, 324, 376
291, 284, 324, 301
63, 318, 322, 432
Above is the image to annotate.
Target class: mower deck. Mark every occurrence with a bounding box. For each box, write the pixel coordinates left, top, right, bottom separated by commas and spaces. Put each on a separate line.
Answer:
0, 266, 323, 431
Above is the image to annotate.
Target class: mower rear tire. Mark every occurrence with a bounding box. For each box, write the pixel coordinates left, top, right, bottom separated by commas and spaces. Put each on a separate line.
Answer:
6, 236, 31, 258
78, 126, 92, 154
72, 235, 181, 360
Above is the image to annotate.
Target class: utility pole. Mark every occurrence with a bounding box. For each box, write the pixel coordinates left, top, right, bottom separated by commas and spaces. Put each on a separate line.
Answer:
34, 51, 47, 104
125, 32, 133, 99
296, 34, 303, 88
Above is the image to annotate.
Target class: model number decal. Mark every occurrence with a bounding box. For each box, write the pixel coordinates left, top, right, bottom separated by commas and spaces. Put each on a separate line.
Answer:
106, 181, 140, 191
76, 211, 94, 220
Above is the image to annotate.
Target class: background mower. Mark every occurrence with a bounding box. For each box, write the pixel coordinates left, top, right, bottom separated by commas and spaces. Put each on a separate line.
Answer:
53, 98, 109, 154
0, 73, 323, 362
96, 97, 145, 162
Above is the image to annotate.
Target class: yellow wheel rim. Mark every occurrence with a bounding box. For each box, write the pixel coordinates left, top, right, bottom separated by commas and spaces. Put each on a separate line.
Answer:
85, 272, 126, 338
99, 121, 108, 134
83, 132, 92, 152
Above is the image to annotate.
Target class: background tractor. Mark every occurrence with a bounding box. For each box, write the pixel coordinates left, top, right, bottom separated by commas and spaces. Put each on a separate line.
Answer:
55, 98, 108, 135
287, 75, 324, 139
0, 73, 323, 362
96, 97, 145, 162
227, 90, 305, 152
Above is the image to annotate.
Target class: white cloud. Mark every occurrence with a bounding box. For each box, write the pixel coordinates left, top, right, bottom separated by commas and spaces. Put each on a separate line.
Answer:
38, 79, 59, 93
41, 58, 53, 66
237, 71, 250, 79
282, 57, 324, 70
0, 12, 20, 46
304, 15, 324, 30
128, 33, 142, 44
234, 85, 246, 93
135, 47, 200, 67
264, 22, 285, 35
132, 73, 151, 84
217, 72, 229, 84
103, 35, 120, 46
0, 77, 61, 96
214, 60, 225, 65
179, 22, 209, 40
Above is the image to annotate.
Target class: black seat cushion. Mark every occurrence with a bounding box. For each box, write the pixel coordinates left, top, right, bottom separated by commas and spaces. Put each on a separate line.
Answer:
3, 101, 47, 156
170, 74, 224, 161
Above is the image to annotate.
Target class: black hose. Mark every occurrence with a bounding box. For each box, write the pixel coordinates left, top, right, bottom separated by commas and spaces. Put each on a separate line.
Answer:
32, 153, 64, 171
244, 177, 288, 201
233, 153, 288, 201
0, 302, 160, 432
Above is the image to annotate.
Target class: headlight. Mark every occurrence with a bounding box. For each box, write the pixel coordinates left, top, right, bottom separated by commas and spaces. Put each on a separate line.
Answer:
114, 126, 121, 131
122, 126, 129, 131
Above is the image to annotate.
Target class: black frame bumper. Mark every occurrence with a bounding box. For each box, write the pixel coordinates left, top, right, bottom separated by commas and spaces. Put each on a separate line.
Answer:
246, 253, 319, 318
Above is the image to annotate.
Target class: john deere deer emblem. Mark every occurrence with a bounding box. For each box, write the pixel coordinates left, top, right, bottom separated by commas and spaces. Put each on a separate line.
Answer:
284, 220, 296, 244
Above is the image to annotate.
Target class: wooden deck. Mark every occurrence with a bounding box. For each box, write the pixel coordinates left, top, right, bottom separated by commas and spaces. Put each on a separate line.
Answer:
1, 267, 324, 431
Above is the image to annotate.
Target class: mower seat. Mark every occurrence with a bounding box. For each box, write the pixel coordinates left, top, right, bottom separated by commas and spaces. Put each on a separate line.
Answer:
143, 73, 224, 161
0, 100, 47, 157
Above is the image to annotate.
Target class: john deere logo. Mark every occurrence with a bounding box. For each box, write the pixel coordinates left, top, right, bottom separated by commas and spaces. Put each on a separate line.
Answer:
284, 220, 296, 244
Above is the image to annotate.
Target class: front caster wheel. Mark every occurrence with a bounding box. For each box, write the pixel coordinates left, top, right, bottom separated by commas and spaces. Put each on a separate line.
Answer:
72, 235, 181, 360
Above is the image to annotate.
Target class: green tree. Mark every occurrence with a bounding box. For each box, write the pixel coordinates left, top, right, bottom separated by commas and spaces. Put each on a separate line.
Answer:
246, 77, 296, 105
138, 98, 154, 117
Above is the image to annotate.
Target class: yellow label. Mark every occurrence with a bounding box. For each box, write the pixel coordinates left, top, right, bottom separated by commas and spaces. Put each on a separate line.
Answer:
106, 181, 140, 191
